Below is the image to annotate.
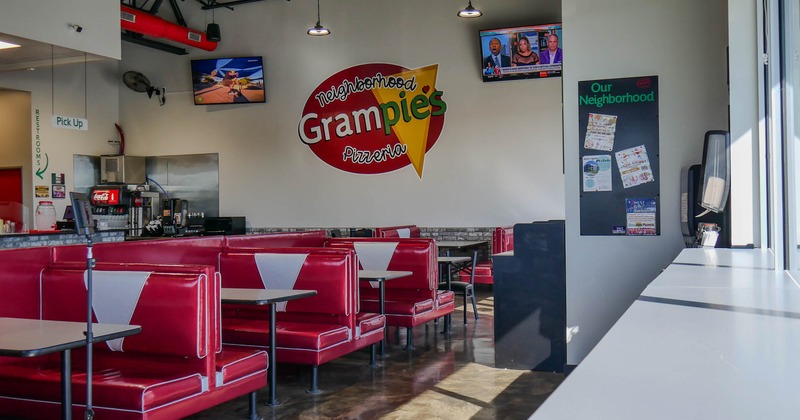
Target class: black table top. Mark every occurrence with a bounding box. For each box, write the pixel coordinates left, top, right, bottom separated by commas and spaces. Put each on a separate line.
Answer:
437, 256, 473, 264
0, 317, 142, 357
436, 240, 488, 249
220, 288, 318, 305
358, 270, 413, 281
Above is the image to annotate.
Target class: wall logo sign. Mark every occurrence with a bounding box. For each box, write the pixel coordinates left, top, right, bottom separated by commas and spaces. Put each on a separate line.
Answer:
298, 63, 447, 178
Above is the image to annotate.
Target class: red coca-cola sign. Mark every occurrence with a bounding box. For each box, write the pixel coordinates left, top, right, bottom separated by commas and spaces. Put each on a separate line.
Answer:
92, 189, 120, 205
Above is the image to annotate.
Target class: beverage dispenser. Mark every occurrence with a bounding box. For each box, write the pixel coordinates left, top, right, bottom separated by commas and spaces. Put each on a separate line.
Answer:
90, 186, 131, 230
129, 191, 160, 237
161, 198, 188, 236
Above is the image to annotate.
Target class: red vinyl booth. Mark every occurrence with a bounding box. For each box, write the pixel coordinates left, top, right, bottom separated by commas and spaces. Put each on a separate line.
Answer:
326, 238, 455, 350
218, 247, 384, 393
466, 226, 515, 285
0, 262, 267, 419
373, 225, 421, 238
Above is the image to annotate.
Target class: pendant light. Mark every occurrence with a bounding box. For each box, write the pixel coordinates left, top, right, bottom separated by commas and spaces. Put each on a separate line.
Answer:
307, 0, 330, 36
458, 1, 482, 18
206, 6, 221, 42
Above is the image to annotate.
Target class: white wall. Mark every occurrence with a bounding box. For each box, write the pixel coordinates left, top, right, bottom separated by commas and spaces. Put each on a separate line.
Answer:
0, 61, 122, 225
0, 0, 120, 59
118, 0, 565, 227
562, 0, 729, 364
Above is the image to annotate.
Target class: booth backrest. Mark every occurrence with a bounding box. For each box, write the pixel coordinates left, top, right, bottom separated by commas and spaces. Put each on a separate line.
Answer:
220, 247, 357, 316
224, 231, 328, 249
0, 246, 50, 318
51, 236, 225, 266
40, 267, 209, 358
493, 226, 515, 255
49, 261, 221, 355
373, 225, 421, 238
326, 238, 436, 291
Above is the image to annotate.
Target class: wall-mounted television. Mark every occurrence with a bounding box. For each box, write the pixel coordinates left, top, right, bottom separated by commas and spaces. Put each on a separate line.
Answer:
480, 23, 562, 82
190, 56, 265, 105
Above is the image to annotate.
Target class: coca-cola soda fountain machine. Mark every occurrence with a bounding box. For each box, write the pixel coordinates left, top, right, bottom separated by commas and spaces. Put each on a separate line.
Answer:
90, 186, 161, 236
90, 186, 131, 230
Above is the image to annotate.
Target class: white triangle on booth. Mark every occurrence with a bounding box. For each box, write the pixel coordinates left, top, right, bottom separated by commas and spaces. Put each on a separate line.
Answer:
254, 253, 308, 312
84, 270, 150, 351
397, 228, 411, 238
354, 242, 398, 271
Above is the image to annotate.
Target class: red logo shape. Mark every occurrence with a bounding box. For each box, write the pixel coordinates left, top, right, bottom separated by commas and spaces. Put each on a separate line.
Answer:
298, 63, 446, 177
636, 78, 651, 89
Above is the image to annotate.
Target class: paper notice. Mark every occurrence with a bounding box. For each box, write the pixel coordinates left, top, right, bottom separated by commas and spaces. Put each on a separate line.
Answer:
582, 155, 612, 192
626, 198, 657, 236
615, 145, 655, 188
35, 185, 50, 198
584, 113, 618, 151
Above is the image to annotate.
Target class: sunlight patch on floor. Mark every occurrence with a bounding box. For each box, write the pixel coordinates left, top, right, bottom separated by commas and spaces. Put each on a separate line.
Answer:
380, 388, 483, 419
435, 362, 525, 403
381, 363, 525, 419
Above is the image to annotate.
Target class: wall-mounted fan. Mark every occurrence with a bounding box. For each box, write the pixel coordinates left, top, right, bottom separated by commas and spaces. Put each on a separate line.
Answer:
123, 71, 166, 105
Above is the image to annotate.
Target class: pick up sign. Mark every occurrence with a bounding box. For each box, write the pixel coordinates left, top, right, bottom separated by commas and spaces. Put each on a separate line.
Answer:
298, 63, 447, 179
52, 115, 88, 131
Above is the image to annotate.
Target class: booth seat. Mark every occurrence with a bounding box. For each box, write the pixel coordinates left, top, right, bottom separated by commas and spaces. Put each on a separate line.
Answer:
51, 233, 384, 393
0, 247, 52, 372
0, 261, 267, 420
0, 246, 50, 319
325, 238, 455, 349
218, 247, 384, 393
51, 231, 331, 267
223, 230, 328, 249
373, 225, 421, 238
52, 236, 227, 266
463, 226, 515, 285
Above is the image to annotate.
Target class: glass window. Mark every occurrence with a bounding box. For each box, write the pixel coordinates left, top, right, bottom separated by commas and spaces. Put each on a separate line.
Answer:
783, 0, 800, 270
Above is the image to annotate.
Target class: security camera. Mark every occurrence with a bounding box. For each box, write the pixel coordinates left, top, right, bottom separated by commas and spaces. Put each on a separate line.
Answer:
69, 24, 83, 33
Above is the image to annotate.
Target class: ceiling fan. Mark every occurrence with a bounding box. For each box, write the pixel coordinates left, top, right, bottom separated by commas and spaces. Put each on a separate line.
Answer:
122, 71, 166, 105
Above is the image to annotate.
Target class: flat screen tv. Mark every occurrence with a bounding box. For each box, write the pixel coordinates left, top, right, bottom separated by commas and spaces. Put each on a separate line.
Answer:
480, 23, 562, 82
190, 56, 266, 105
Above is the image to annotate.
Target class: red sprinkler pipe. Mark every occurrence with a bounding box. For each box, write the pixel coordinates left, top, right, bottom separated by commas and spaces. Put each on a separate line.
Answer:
115, 123, 125, 155
121, 5, 218, 52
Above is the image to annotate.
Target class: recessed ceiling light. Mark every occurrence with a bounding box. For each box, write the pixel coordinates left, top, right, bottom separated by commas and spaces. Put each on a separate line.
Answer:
0, 41, 21, 50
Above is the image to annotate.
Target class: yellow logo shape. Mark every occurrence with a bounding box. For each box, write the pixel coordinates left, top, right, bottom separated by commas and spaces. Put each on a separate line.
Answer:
371, 64, 439, 178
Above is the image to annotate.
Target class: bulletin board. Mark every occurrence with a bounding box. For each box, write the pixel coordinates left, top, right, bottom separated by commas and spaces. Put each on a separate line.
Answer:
578, 76, 659, 236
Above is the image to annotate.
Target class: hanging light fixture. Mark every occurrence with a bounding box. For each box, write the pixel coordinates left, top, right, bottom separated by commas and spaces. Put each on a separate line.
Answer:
307, 0, 330, 36
458, 1, 482, 18
206, 7, 221, 42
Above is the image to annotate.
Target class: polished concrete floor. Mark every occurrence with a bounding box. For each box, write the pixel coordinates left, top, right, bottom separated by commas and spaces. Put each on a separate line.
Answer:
189, 286, 564, 420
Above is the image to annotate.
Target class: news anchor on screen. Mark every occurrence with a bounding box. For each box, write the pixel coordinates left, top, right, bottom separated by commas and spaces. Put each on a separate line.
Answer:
484, 37, 511, 68
539, 34, 563, 64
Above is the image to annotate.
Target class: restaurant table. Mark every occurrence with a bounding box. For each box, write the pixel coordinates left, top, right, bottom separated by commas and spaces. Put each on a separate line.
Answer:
436, 256, 472, 334
436, 240, 488, 256
0, 317, 142, 420
358, 270, 412, 361
220, 288, 317, 407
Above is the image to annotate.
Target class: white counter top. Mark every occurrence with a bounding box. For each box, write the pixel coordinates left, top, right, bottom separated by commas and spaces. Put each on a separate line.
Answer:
671, 247, 775, 269
531, 248, 800, 420
642, 264, 800, 313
